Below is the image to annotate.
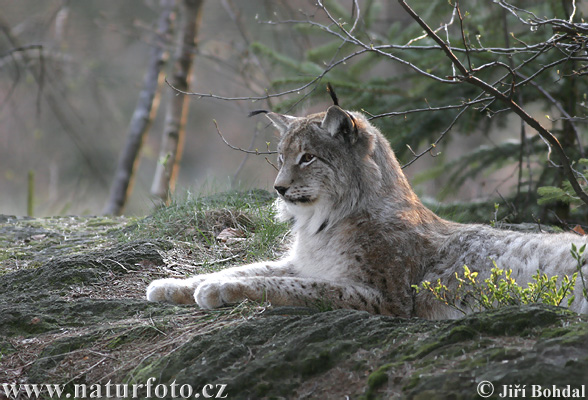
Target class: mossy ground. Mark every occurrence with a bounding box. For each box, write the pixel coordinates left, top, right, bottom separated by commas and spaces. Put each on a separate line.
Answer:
0, 190, 587, 399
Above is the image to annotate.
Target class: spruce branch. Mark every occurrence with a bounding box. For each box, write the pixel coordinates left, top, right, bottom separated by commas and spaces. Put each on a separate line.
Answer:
398, 0, 588, 207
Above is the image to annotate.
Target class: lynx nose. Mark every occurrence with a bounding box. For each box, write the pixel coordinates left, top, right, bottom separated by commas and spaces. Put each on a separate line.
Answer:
274, 185, 288, 197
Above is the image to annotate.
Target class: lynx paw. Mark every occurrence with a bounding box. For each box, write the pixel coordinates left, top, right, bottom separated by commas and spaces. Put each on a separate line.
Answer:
146, 278, 198, 304
195, 280, 245, 309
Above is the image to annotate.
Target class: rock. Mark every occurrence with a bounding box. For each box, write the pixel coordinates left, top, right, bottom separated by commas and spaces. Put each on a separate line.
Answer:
1, 204, 587, 399
127, 305, 587, 399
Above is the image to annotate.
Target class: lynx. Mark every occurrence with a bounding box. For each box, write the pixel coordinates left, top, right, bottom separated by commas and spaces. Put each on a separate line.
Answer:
146, 105, 588, 319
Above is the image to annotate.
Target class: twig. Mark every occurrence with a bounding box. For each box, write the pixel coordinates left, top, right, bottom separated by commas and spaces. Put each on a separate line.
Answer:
349, 0, 361, 33
148, 316, 168, 336
455, 1, 472, 72
405, 4, 457, 47
496, 189, 518, 218
397, 0, 468, 77
498, 0, 588, 35
402, 106, 470, 168
193, 254, 241, 266
63, 357, 107, 387
265, 157, 278, 171
213, 119, 277, 155
231, 124, 261, 187
366, 97, 489, 120
102, 258, 130, 272
0, 43, 43, 59
520, 73, 584, 158
87, 349, 120, 360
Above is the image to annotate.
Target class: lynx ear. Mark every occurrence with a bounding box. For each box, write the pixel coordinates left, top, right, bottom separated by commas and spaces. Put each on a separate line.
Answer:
266, 112, 298, 136
321, 105, 356, 143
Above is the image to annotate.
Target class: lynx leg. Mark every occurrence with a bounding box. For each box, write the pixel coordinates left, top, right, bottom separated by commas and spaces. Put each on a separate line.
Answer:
195, 276, 388, 314
206, 261, 296, 279
146, 275, 209, 304
146, 261, 295, 304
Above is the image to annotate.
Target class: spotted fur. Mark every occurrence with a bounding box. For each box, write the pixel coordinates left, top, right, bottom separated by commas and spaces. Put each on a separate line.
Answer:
147, 106, 588, 319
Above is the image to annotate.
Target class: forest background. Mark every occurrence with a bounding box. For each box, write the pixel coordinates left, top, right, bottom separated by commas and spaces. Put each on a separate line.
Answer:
1, 0, 587, 225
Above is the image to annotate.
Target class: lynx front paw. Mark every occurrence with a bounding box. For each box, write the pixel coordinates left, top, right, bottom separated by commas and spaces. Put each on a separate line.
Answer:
146, 278, 197, 304
195, 280, 246, 309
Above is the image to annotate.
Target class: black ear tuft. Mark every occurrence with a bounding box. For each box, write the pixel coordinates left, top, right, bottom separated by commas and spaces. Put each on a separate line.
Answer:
248, 109, 270, 117
326, 82, 339, 106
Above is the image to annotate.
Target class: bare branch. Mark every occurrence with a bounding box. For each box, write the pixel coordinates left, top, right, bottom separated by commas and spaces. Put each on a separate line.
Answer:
213, 119, 277, 155
405, 3, 457, 47
349, 0, 361, 34
402, 106, 470, 168
498, 0, 588, 34
315, 0, 457, 83
455, 1, 472, 72
521, 73, 584, 158
397, 0, 468, 77
265, 157, 279, 171
0, 44, 43, 60
165, 48, 370, 101
365, 98, 489, 120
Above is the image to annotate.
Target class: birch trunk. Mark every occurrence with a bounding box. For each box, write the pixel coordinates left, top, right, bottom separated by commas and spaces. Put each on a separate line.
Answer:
103, 0, 175, 215
150, 0, 204, 204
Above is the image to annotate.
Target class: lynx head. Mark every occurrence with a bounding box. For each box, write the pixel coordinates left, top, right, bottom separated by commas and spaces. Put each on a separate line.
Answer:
265, 105, 410, 230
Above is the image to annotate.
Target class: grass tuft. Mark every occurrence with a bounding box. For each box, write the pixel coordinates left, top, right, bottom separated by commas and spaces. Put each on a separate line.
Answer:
119, 189, 290, 273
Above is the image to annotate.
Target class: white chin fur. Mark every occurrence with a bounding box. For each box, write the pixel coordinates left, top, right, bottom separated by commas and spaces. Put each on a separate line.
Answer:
278, 197, 334, 235
275, 198, 293, 223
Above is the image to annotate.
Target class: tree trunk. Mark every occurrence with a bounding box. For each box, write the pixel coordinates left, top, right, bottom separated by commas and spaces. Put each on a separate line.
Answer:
102, 0, 175, 215
150, 0, 204, 204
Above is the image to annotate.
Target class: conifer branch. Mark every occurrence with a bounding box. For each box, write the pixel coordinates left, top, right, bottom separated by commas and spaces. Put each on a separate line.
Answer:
397, 0, 588, 206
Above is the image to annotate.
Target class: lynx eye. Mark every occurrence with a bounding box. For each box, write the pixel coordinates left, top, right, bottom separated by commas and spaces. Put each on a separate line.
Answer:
299, 153, 316, 166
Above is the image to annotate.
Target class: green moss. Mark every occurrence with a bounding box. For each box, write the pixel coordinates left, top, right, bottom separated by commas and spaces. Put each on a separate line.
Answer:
254, 382, 272, 397
0, 311, 59, 336
540, 326, 574, 339
539, 323, 588, 346
300, 350, 331, 376
0, 339, 16, 356
86, 218, 124, 227
443, 325, 477, 343
366, 363, 392, 394
455, 346, 524, 371
463, 304, 566, 336
403, 370, 422, 391
402, 325, 477, 361
487, 347, 523, 362
27, 332, 104, 382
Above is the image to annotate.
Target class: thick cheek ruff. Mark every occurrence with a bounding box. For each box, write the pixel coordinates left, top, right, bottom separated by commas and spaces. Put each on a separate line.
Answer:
275, 198, 294, 223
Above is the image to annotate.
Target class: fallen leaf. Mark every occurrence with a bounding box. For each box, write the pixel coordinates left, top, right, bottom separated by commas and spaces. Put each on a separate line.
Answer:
216, 228, 246, 243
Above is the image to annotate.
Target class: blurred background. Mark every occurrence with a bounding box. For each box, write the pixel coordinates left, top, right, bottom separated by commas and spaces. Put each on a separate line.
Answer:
1, 0, 287, 216
1, 0, 587, 222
